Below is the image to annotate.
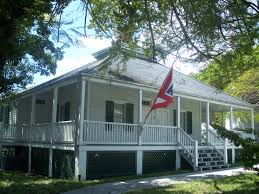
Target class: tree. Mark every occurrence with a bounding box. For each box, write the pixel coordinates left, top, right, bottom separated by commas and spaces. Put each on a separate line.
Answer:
212, 124, 259, 171
195, 47, 259, 90
0, 0, 69, 98
86, 0, 259, 63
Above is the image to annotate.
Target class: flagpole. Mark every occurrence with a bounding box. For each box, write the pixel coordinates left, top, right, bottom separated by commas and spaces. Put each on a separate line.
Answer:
140, 65, 174, 127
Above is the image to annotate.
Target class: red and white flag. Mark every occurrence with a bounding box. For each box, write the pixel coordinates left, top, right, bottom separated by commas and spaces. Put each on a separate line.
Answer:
151, 68, 174, 110
142, 67, 174, 125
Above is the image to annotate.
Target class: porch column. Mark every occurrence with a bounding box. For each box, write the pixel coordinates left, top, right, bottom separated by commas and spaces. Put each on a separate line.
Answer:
224, 139, 228, 164
51, 87, 58, 143
230, 106, 233, 130
251, 109, 254, 129
78, 80, 86, 180
138, 89, 143, 145
176, 96, 181, 128
48, 148, 53, 177
28, 146, 31, 173
221, 112, 224, 127
175, 149, 181, 170
232, 148, 235, 164
30, 96, 36, 125
136, 150, 143, 175
79, 149, 87, 180
79, 80, 86, 143
206, 102, 210, 144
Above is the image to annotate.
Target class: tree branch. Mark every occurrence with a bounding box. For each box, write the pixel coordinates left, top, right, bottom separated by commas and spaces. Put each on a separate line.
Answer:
144, 0, 156, 62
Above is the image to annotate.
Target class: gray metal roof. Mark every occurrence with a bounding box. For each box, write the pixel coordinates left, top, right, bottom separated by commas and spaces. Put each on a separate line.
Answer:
21, 52, 253, 108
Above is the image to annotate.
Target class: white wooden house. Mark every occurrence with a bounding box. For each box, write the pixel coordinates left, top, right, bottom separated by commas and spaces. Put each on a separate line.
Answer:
0, 47, 255, 179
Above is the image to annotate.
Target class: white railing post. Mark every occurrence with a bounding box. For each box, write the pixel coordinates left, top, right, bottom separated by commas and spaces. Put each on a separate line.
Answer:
177, 128, 180, 143
224, 139, 228, 164
194, 140, 198, 169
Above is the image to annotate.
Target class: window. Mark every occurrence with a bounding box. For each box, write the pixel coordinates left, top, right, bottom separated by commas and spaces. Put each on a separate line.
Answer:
142, 100, 151, 106
36, 99, 45, 105
114, 103, 125, 123
57, 101, 71, 121
106, 101, 134, 124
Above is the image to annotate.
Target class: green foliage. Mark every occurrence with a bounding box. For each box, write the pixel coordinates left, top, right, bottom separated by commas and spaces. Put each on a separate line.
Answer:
196, 47, 259, 90
0, 0, 69, 97
225, 67, 259, 105
87, 0, 259, 62
211, 124, 259, 170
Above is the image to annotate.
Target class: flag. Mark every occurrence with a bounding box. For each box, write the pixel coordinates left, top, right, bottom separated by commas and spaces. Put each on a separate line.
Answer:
151, 68, 174, 110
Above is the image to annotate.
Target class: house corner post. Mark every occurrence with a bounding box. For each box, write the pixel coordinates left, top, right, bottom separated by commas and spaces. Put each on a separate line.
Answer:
48, 148, 53, 177
51, 87, 58, 143
175, 149, 181, 170
232, 148, 235, 164
136, 150, 143, 175
230, 106, 233, 131
194, 140, 198, 170
138, 89, 143, 145
79, 148, 87, 180
78, 79, 86, 180
224, 139, 228, 164
28, 145, 31, 173
75, 78, 86, 180
30, 95, 36, 142
176, 96, 181, 128
206, 102, 210, 144
251, 109, 254, 130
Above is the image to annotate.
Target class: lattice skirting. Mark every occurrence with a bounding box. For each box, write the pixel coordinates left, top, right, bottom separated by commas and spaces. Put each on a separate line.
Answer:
143, 151, 176, 173
87, 151, 136, 178
31, 147, 49, 176
53, 149, 74, 178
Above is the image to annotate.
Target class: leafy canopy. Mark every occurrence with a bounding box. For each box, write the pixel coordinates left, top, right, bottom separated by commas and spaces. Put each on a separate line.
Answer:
0, 0, 71, 97
87, 0, 259, 62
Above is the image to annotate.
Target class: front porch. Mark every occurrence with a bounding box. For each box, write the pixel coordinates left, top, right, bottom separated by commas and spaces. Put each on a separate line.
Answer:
0, 77, 255, 179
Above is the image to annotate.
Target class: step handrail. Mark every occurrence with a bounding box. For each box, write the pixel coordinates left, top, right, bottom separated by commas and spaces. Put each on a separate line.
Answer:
177, 127, 198, 168
207, 128, 228, 164
207, 128, 224, 155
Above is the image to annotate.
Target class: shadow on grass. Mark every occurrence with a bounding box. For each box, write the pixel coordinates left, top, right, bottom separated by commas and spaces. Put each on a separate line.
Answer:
0, 169, 191, 194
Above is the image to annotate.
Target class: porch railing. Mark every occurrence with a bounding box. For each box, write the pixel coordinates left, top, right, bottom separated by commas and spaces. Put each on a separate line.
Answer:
0, 121, 75, 143
141, 125, 178, 144
177, 127, 198, 168
0, 123, 17, 140
83, 120, 178, 145
207, 128, 227, 163
83, 120, 139, 144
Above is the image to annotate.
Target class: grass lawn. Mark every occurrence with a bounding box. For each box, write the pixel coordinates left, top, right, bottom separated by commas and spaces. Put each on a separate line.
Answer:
127, 173, 259, 194
0, 169, 190, 194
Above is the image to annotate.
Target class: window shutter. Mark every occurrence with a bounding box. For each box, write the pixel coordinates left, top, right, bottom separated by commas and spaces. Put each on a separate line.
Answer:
187, 111, 192, 134
56, 104, 59, 122
125, 103, 134, 123
106, 101, 114, 122
64, 102, 70, 121
173, 109, 176, 126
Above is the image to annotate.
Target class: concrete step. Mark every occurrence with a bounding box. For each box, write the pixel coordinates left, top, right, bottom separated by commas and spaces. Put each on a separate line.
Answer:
198, 164, 230, 171
198, 156, 224, 162
198, 161, 225, 166
199, 153, 221, 158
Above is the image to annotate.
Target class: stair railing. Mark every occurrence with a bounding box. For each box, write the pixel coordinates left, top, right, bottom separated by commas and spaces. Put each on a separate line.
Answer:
207, 128, 228, 164
177, 127, 198, 168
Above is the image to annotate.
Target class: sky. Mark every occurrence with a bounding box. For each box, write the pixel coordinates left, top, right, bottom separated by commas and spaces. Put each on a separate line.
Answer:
30, 1, 198, 87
